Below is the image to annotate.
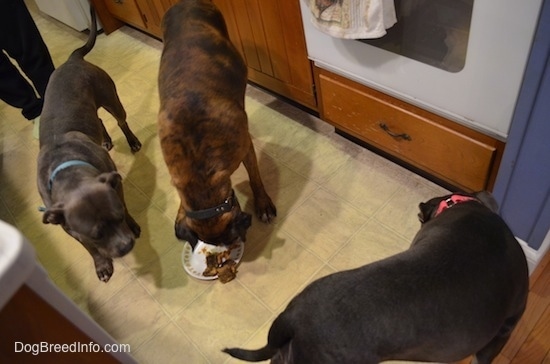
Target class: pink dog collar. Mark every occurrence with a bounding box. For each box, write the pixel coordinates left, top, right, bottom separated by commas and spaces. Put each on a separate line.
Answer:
435, 195, 479, 216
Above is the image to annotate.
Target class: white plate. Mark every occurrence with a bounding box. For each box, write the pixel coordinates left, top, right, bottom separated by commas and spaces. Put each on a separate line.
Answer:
181, 240, 244, 280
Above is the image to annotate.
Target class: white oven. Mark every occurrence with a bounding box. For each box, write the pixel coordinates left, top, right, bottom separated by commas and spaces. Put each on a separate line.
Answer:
299, 0, 543, 140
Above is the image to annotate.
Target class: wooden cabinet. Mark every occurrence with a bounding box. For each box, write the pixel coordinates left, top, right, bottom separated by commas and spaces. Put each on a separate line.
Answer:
97, 0, 316, 110
212, 0, 316, 110
97, 0, 178, 38
315, 66, 505, 192
133, 0, 178, 38
96, 0, 503, 191
103, 0, 146, 30
0, 285, 122, 363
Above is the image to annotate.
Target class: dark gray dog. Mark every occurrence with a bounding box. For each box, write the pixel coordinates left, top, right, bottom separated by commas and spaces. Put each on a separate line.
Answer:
37, 7, 141, 282
224, 191, 529, 364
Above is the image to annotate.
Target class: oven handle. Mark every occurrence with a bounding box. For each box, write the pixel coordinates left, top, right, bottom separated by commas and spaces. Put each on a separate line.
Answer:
379, 122, 412, 141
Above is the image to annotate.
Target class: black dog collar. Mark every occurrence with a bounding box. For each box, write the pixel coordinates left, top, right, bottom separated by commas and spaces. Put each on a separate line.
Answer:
185, 190, 235, 220
435, 194, 479, 216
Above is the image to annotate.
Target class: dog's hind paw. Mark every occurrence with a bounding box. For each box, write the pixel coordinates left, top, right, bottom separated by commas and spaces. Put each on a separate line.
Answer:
124, 133, 142, 153
130, 139, 142, 153
102, 140, 114, 151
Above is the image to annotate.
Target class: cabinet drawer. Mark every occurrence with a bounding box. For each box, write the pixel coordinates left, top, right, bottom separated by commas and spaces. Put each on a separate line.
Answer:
316, 68, 503, 191
104, 0, 145, 29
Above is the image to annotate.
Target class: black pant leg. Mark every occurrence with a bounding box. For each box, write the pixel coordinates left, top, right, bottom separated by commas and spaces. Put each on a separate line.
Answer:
0, 51, 43, 119
0, 0, 54, 119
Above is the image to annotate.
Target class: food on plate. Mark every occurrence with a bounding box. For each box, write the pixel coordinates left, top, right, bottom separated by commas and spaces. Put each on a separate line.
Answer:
202, 245, 239, 283
217, 260, 238, 283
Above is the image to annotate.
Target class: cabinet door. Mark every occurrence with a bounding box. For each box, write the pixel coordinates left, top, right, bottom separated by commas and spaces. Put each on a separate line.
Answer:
103, 0, 146, 29
135, 0, 179, 38
213, 0, 316, 110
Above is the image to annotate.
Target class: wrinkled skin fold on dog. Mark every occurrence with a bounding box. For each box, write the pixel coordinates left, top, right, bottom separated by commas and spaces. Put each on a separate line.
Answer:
158, 0, 276, 250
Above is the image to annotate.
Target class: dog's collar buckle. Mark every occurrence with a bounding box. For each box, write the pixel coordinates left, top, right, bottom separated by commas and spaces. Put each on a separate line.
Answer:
48, 160, 97, 191
185, 190, 235, 220
435, 194, 479, 216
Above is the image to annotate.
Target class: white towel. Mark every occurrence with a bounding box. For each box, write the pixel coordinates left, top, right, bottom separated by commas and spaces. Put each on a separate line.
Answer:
307, 0, 397, 39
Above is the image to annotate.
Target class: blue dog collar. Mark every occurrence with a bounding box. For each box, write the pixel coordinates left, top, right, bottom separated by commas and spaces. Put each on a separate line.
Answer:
48, 160, 97, 191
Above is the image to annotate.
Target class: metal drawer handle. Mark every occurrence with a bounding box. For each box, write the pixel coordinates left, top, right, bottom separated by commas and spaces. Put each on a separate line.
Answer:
379, 122, 412, 141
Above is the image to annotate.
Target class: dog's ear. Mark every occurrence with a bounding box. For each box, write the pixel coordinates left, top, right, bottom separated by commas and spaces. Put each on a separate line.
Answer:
98, 172, 122, 189
475, 190, 499, 212
418, 201, 437, 223
43, 204, 65, 225
175, 219, 199, 250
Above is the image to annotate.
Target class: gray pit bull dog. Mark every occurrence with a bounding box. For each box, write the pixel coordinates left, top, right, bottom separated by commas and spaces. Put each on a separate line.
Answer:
224, 191, 529, 364
37, 7, 142, 282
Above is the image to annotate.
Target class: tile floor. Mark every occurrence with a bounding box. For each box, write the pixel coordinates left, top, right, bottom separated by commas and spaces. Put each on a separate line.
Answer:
0, 2, 450, 363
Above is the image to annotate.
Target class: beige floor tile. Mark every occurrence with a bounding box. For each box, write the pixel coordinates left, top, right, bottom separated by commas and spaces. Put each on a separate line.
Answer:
25, 224, 92, 281
88, 278, 171, 350
223, 318, 274, 364
238, 230, 325, 311
280, 188, 369, 261
122, 205, 180, 271
0, 124, 25, 155
125, 143, 170, 202
134, 321, 208, 364
375, 175, 449, 239
246, 97, 312, 161
329, 219, 411, 271
52, 258, 135, 317
224, 264, 337, 364
280, 129, 353, 184
230, 156, 320, 222
136, 244, 212, 317
173, 281, 272, 363
322, 149, 409, 217
0, 145, 40, 216
155, 186, 182, 221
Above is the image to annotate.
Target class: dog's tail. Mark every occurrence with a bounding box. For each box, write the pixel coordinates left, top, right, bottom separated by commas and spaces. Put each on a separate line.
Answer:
69, 4, 98, 60
222, 346, 278, 362
222, 314, 293, 362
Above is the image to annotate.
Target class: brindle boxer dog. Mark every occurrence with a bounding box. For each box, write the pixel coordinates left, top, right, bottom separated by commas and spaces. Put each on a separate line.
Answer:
158, 0, 276, 249
224, 191, 529, 364
37, 6, 141, 282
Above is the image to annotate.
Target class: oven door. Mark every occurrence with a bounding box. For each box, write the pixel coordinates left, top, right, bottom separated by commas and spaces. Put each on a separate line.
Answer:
300, 0, 543, 140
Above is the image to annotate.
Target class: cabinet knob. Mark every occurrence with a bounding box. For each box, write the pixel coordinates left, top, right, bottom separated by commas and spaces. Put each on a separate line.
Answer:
379, 122, 412, 141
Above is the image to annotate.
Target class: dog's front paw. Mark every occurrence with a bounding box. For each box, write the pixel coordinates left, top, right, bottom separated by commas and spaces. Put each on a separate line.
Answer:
256, 197, 277, 223
130, 138, 142, 153
94, 257, 114, 282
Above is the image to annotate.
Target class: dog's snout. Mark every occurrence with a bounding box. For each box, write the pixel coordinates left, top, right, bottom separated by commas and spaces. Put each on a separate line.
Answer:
117, 238, 135, 256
